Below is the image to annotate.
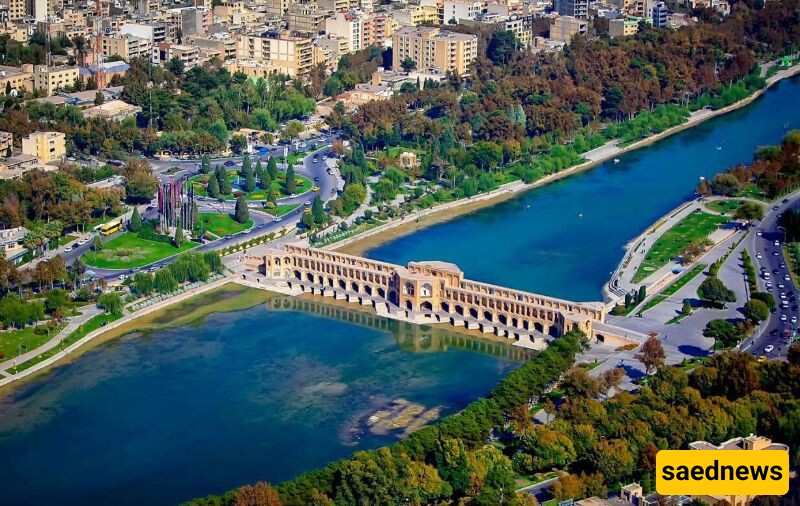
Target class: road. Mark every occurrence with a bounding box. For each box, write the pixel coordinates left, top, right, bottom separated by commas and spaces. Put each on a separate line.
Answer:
61, 136, 341, 280
742, 194, 800, 359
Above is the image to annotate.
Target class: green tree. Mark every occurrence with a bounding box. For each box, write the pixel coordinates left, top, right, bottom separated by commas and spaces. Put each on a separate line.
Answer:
207, 174, 220, 198
245, 168, 256, 192
301, 211, 314, 229
697, 277, 736, 307
45, 288, 70, 313
751, 291, 776, 310
92, 235, 103, 251
487, 30, 518, 65
400, 57, 417, 73
590, 439, 635, 484
637, 285, 647, 304
285, 165, 296, 195
98, 292, 123, 315
311, 195, 326, 224
703, 319, 742, 348
241, 155, 252, 177
173, 226, 184, 247
129, 207, 142, 232
267, 157, 278, 179
734, 201, 764, 221
200, 154, 211, 173
681, 299, 692, 315
133, 271, 154, 296
154, 269, 178, 293
743, 299, 770, 323
235, 196, 250, 224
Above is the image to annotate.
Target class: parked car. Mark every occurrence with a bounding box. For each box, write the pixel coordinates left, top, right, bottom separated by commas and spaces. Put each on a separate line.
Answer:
765, 344, 774, 353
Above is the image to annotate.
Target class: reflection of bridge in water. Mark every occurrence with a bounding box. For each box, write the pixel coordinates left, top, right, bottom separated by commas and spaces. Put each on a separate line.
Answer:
263, 293, 536, 362
242, 245, 639, 349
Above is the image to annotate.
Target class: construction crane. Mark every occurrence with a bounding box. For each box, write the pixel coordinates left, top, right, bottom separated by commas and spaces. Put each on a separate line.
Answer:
92, 0, 106, 89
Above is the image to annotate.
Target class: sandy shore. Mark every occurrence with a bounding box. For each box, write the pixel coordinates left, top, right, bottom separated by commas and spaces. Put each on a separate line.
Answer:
334, 64, 800, 258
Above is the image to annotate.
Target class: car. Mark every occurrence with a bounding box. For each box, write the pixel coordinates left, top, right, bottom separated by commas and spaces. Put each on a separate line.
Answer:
312, 157, 318, 163
785, 275, 791, 281
781, 314, 788, 321
756, 252, 763, 259
312, 186, 320, 192
64, 245, 73, 252
778, 283, 785, 289
780, 292, 787, 299
765, 344, 775, 353
757, 355, 767, 363
314, 177, 320, 182
273, 217, 282, 222
783, 198, 790, 203
305, 201, 311, 206
118, 274, 127, 281
792, 316, 798, 324
793, 305, 799, 311
244, 229, 252, 234
774, 240, 781, 246
774, 251, 780, 256
757, 230, 763, 236
773, 205, 780, 210
770, 328, 780, 336
304, 207, 312, 214
224, 160, 236, 167
766, 282, 773, 289
773, 269, 780, 274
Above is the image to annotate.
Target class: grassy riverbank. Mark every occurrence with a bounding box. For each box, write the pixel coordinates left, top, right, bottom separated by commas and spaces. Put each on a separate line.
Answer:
333, 65, 800, 258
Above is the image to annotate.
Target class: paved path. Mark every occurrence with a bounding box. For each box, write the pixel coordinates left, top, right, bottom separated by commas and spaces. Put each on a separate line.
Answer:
0, 304, 104, 374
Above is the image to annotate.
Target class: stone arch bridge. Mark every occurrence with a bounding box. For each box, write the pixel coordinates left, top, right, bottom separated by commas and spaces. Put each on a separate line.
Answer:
243, 245, 631, 349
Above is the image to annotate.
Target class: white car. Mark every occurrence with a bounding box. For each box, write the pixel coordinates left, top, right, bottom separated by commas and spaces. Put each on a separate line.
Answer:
118, 274, 127, 281
780, 292, 787, 299
785, 275, 791, 281
778, 283, 785, 289
766, 282, 773, 289
774, 240, 781, 246
757, 230, 763, 236
792, 316, 798, 324
765, 344, 774, 353
780, 314, 788, 322
756, 252, 763, 259
64, 245, 73, 252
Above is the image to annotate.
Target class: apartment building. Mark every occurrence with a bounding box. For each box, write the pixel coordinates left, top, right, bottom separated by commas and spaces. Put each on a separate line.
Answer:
33, 65, 80, 95
325, 12, 362, 53
0, 132, 12, 155
167, 6, 211, 37
550, 15, 587, 42
21, 131, 66, 164
392, 26, 478, 76
120, 22, 168, 44
285, 3, 329, 34
192, 36, 238, 61
609, 15, 651, 37
318, 0, 360, 11
314, 35, 349, 68
101, 33, 153, 60
461, 14, 533, 48
238, 31, 314, 77
554, 0, 588, 18
264, 0, 295, 17
154, 43, 200, 68
442, 0, 483, 23
391, 4, 440, 26
361, 12, 394, 47
651, 0, 668, 27
0, 65, 33, 95
8, 0, 26, 22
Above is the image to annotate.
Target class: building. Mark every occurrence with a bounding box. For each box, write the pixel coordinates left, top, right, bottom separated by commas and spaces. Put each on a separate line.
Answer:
21, 131, 66, 164
33, 65, 80, 96
361, 12, 395, 47
8, 0, 26, 22
651, 0, 668, 27
154, 43, 200, 68
120, 22, 168, 45
325, 12, 363, 53
192, 36, 238, 62
238, 31, 314, 77
285, 3, 329, 34
0, 227, 29, 263
609, 17, 639, 37
442, 0, 483, 23
391, 4, 440, 26
554, 0, 589, 18
392, 26, 478, 76
0, 132, 12, 155
550, 15, 588, 42
83, 100, 142, 121
0, 65, 33, 96
461, 14, 534, 48
398, 151, 419, 169
101, 34, 153, 61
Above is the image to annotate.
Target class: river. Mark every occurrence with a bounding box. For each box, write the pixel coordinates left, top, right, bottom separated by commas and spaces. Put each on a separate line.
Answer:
366, 76, 800, 302
0, 288, 528, 505
0, 76, 799, 506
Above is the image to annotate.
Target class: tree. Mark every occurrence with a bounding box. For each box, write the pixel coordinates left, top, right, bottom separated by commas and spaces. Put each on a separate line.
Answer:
165, 56, 185, 76
92, 235, 103, 251
637, 285, 647, 304
561, 367, 600, 398
154, 269, 178, 293
232, 481, 283, 506
743, 299, 770, 323
133, 271, 154, 296
590, 439, 635, 484
711, 173, 740, 196
285, 165, 296, 195
400, 57, 417, 73
697, 276, 736, 307
283, 120, 305, 141
751, 291, 776, 310
552, 474, 585, 502
129, 208, 142, 232
45, 288, 70, 313
734, 201, 764, 221
311, 195, 326, 224
235, 196, 250, 224
703, 319, 742, 348
245, 168, 256, 192
635, 336, 666, 374
487, 30, 518, 65
681, 299, 692, 315
301, 211, 315, 229
230, 135, 247, 154
207, 174, 220, 198
267, 157, 278, 179
173, 226, 184, 247
94, 91, 105, 106
98, 292, 123, 315
201, 154, 211, 173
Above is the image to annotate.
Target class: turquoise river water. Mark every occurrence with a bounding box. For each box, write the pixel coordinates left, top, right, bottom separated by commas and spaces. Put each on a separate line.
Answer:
0, 76, 798, 505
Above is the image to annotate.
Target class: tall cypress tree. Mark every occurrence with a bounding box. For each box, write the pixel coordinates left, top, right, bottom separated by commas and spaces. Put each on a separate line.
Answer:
234, 196, 250, 223
267, 157, 278, 180
285, 165, 296, 195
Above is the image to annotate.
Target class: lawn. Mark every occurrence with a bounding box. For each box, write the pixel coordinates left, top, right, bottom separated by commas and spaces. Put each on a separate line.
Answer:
632, 211, 728, 283
0, 323, 66, 362
705, 199, 742, 215
286, 151, 307, 166
266, 203, 300, 217
82, 232, 198, 269
57, 234, 79, 247
199, 213, 252, 237
188, 171, 313, 201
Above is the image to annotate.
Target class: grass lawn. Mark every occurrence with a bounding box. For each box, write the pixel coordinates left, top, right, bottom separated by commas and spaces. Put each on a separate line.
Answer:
706, 199, 742, 215
266, 203, 300, 217
57, 234, 78, 247
0, 323, 66, 361
199, 213, 252, 237
286, 151, 307, 166
632, 211, 728, 283
188, 171, 313, 201
15, 312, 121, 373
738, 183, 770, 201
82, 232, 198, 269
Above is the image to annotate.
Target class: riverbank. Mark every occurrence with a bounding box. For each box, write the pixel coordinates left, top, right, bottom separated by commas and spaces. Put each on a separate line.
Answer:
333, 64, 800, 258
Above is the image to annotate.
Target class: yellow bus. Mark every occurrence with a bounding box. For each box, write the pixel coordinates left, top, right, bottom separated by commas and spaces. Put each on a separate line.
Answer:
99, 218, 123, 236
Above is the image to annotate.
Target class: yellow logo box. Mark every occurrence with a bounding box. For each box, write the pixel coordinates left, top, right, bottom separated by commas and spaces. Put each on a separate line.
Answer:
656, 450, 789, 496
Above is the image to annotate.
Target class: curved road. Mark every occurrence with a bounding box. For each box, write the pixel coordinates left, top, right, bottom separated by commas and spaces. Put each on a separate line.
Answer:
62, 141, 340, 280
